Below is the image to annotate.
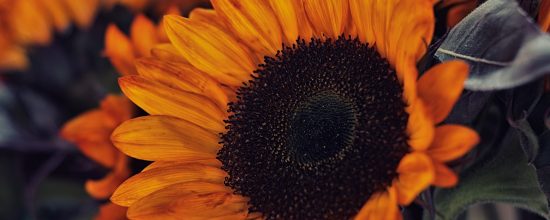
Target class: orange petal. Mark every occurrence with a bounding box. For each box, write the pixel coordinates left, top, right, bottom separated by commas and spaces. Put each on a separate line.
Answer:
11, 0, 52, 45
119, 75, 226, 132
111, 164, 227, 207
112, 115, 221, 162
128, 183, 246, 219
445, 0, 478, 28
268, 0, 313, 44
130, 14, 158, 57
95, 202, 127, 220
0, 45, 28, 71
303, 0, 348, 38
395, 152, 434, 205
104, 24, 137, 76
149, 43, 189, 64
164, 15, 255, 86
349, 0, 376, 45
86, 152, 130, 199
432, 161, 458, 187
540, 0, 550, 32
142, 159, 222, 172
99, 95, 133, 126
386, 0, 434, 72
63, 0, 99, 29
212, 0, 282, 55
406, 99, 435, 151
355, 186, 401, 220
135, 57, 228, 109
418, 61, 469, 124
427, 124, 479, 162
61, 110, 118, 168
188, 8, 228, 32
38, 0, 71, 31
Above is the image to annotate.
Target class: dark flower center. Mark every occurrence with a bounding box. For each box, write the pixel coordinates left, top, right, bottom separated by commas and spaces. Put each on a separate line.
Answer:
218, 36, 410, 219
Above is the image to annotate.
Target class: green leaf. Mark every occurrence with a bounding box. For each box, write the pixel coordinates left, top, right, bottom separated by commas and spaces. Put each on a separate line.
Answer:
435, 0, 550, 91
429, 129, 549, 220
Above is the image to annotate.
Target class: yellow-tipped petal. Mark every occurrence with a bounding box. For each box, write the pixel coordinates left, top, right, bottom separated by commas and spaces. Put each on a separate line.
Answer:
427, 124, 479, 162
164, 15, 255, 86
212, 0, 282, 56
135, 58, 228, 109
112, 115, 221, 161
128, 183, 246, 219
111, 164, 227, 207
418, 61, 469, 124
119, 75, 226, 132
355, 186, 401, 220
130, 14, 158, 57
104, 24, 137, 76
303, 0, 348, 38
395, 152, 434, 205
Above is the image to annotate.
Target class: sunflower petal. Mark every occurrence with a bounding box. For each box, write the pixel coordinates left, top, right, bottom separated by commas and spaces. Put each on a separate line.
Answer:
150, 43, 189, 64
130, 14, 158, 57
427, 124, 479, 162
212, 0, 282, 55
135, 58, 228, 109
142, 159, 222, 172
189, 8, 228, 31
128, 182, 246, 219
395, 152, 434, 205
303, 0, 348, 38
406, 99, 435, 151
119, 75, 226, 132
86, 152, 130, 199
432, 161, 458, 187
112, 115, 221, 162
164, 15, 255, 86
355, 186, 401, 220
61, 110, 118, 168
418, 61, 469, 124
111, 164, 227, 207
105, 24, 136, 76
386, 0, 434, 72
95, 203, 127, 220
268, 0, 313, 44
63, 0, 99, 28
540, 0, 550, 32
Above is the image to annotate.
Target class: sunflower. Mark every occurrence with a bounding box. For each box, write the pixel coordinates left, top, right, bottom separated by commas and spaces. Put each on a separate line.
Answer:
61, 95, 133, 220
110, 0, 479, 219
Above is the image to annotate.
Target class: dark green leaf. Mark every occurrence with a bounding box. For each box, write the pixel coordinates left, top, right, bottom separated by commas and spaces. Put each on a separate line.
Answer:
429, 129, 549, 220
435, 0, 550, 91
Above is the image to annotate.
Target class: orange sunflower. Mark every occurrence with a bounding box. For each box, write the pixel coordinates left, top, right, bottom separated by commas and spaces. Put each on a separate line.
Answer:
61, 95, 133, 220
110, 0, 479, 219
